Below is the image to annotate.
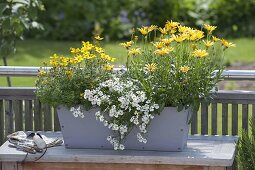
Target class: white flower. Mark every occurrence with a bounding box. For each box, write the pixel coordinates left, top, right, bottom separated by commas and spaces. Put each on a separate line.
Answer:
70, 106, 84, 118
119, 144, 125, 150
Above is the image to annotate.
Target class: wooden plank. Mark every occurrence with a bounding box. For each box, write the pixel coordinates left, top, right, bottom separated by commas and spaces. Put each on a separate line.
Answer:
43, 104, 52, 131
2, 162, 17, 170
5, 100, 13, 137
201, 102, 208, 135
0, 134, 237, 167
0, 87, 36, 100
191, 109, 198, 135
211, 103, 217, 135
214, 90, 255, 100
0, 100, 4, 145
25, 100, 33, 131
232, 104, 238, 136
213, 99, 255, 104
54, 108, 61, 131
34, 99, 42, 131
242, 104, 248, 131
222, 103, 228, 135
14, 100, 23, 131
20, 162, 221, 170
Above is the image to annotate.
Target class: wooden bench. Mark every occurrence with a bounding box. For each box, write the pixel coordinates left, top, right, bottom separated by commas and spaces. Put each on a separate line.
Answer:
0, 132, 237, 170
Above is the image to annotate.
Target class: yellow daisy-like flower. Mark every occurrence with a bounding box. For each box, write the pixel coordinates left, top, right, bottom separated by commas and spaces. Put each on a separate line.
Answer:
70, 48, 80, 54
178, 26, 192, 33
221, 39, 236, 48
49, 54, 59, 66
203, 24, 217, 34
128, 48, 141, 56
165, 20, 179, 30
189, 30, 204, 41
38, 70, 47, 76
81, 41, 94, 52
103, 64, 114, 71
95, 47, 104, 54
192, 49, 209, 58
154, 47, 174, 56
153, 42, 165, 49
172, 34, 186, 43
158, 27, 168, 34
212, 36, 220, 42
120, 41, 133, 49
160, 38, 173, 45
145, 63, 157, 73
203, 40, 214, 48
148, 25, 158, 32
180, 66, 190, 73
137, 26, 150, 35
94, 35, 104, 41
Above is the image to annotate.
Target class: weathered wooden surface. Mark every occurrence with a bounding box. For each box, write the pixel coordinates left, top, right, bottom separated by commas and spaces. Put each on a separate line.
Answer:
19, 162, 227, 170
0, 133, 237, 168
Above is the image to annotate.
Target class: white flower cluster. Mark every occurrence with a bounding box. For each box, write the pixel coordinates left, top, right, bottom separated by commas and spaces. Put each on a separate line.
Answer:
84, 76, 159, 150
70, 106, 85, 118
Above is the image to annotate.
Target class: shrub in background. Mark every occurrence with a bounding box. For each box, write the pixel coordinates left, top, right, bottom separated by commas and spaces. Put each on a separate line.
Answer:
237, 118, 255, 170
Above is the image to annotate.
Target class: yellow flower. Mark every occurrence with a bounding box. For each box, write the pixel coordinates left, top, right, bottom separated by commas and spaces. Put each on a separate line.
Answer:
158, 27, 168, 34
192, 49, 209, 58
49, 54, 59, 66
100, 53, 115, 62
128, 48, 141, 56
70, 48, 80, 54
203, 24, 217, 34
189, 30, 204, 41
221, 39, 236, 48
153, 42, 165, 49
81, 41, 94, 52
74, 55, 83, 63
145, 63, 157, 72
103, 64, 114, 71
160, 38, 173, 45
120, 41, 133, 49
178, 26, 192, 33
212, 36, 220, 42
38, 70, 47, 76
137, 26, 150, 35
172, 34, 186, 43
154, 47, 174, 56
65, 70, 73, 79
180, 66, 190, 73
165, 20, 179, 31
148, 25, 158, 32
203, 40, 214, 48
95, 47, 104, 54
95, 35, 104, 41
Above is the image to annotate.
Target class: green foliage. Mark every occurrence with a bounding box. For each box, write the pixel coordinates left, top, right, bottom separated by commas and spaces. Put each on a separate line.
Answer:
237, 119, 255, 170
0, 0, 44, 58
31, 0, 255, 41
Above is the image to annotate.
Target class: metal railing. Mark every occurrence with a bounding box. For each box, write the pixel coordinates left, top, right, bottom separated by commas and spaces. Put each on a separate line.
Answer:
0, 66, 255, 145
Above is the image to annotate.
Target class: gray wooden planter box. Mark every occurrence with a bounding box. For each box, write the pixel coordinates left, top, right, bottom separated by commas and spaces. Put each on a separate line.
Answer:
57, 106, 190, 151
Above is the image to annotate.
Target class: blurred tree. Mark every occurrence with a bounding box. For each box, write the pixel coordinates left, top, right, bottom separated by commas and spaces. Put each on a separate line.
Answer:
0, 0, 44, 86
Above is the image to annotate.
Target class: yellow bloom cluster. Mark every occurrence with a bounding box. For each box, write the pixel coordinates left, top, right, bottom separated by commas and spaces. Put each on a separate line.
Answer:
49, 40, 115, 67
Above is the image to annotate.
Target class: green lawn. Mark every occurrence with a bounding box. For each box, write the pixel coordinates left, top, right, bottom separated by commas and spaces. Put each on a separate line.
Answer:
0, 38, 255, 86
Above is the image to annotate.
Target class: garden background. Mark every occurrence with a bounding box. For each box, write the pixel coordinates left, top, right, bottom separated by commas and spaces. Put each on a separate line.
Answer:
0, 0, 255, 88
